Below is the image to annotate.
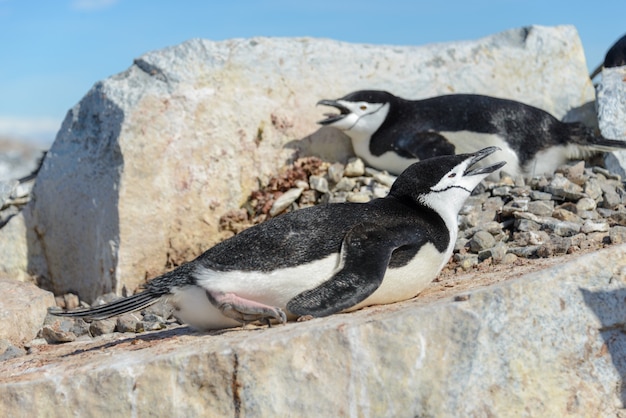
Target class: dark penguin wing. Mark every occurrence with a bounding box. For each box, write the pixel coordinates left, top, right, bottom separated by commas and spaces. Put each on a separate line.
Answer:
393, 131, 456, 160
286, 221, 423, 317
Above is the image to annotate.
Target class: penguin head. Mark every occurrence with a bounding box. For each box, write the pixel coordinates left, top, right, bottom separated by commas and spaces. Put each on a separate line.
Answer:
316, 90, 395, 137
390, 146, 506, 217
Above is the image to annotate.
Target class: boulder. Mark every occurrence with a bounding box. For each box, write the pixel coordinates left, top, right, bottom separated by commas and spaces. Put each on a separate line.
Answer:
598, 66, 626, 177
15, 25, 595, 301
0, 278, 55, 345
1, 245, 626, 416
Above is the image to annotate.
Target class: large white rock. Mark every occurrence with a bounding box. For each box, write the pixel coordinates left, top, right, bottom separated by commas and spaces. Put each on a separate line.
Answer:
0, 278, 54, 345
1, 245, 625, 416
20, 25, 595, 301
598, 66, 626, 177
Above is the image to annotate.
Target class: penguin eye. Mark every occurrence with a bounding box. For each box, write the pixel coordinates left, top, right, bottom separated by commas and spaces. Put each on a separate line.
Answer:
360, 105, 367, 110
448, 173, 457, 178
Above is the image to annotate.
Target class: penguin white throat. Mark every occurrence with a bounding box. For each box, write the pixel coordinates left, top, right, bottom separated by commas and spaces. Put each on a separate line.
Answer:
417, 148, 506, 234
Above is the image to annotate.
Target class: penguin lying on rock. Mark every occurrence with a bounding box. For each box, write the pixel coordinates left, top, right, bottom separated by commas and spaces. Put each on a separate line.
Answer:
317, 90, 626, 179
50, 147, 505, 330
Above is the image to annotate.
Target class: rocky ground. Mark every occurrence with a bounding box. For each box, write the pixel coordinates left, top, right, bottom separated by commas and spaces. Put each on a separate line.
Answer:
4, 153, 621, 358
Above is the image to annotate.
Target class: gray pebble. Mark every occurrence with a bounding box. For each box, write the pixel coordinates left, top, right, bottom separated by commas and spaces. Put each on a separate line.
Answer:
346, 191, 371, 203
41, 326, 76, 344
309, 175, 329, 194
530, 190, 552, 201
269, 188, 303, 217
609, 226, 626, 244
116, 313, 142, 333
334, 177, 356, 192
90, 319, 117, 337
0, 339, 26, 361
469, 230, 496, 253
327, 163, 345, 183
528, 200, 554, 217
344, 158, 365, 177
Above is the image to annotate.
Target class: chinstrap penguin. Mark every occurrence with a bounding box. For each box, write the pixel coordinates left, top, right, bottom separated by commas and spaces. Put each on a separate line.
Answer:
590, 33, 626, 79
317, 90, 626, 179
50, 147, 505, 330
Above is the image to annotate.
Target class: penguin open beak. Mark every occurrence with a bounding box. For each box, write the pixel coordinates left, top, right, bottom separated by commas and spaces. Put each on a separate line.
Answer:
463, 146, 507, 176
316, 99, 351, 125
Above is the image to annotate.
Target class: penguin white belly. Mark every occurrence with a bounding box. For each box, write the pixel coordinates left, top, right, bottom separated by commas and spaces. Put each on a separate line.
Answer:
188, 254, 341, 328
347, 242, 451, 312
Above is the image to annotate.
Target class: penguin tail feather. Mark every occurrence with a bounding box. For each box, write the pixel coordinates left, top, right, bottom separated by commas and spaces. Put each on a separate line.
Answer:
568, 123, 626, 151
49, 291, 159, 320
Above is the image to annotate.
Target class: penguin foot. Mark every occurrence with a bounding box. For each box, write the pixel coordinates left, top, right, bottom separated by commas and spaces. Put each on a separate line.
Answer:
205, 291, 287, 326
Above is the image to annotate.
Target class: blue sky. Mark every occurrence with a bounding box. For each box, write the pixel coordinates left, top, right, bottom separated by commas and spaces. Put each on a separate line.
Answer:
0, 0, 625, 147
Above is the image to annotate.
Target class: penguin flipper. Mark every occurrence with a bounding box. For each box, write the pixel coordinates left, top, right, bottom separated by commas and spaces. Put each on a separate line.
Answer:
394, 131, 456, 160
286, 222, 414, 317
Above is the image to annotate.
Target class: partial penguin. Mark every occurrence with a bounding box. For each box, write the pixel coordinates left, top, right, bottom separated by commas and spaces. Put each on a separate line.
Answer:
317, 90, 626, 178
50, 147, 505, 330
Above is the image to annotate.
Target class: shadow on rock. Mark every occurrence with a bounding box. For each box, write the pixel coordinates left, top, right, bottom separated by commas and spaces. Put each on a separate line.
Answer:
581, 287, 626, 405
284, 126, 355, 164
25, 82, 125, 303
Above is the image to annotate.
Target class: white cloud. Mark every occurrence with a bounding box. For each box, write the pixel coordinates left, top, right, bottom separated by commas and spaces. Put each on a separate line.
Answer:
0, 116, 61, 146
71, 0, 119, 12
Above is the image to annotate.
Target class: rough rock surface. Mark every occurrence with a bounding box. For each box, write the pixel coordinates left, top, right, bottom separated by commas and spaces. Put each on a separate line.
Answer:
0, 279, 54, 345
599, 66, 626, 178
2, 245, 626, 417
18, 25, 594, 302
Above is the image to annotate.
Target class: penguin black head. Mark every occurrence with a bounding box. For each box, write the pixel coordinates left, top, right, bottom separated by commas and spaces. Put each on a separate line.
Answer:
317, 90, 397, 134
390, 146, 505, 215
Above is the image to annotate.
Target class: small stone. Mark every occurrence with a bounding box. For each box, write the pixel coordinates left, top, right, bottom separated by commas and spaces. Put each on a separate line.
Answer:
507, 245, 540, 258
502, 253, 518, 264
609, 226, 626, 244
269, 188, 303, 217
530, 190, 552, 201
482, 196, 504, 212
41, 325, 76, 344
515, 218, 541, 232
501, 198, 529, 216
536, 244, 554, 258
602, 187, 622, 209
71, 318, 91, 337
344, 158, 365, 177
90, 319, 117, 337
63, 293, 80, 310
453, 253, 479, 271
576, 197, 597, 212
143, 300, 175, 320
491, 186, 511, 197
333, 177, 356, 192
542, 219, 581, 237
299, 189, 318, 207
309, 175, 329, 194
294, 180, 309, 190
478, 242, 507, 263
454, 237, 469, 252
527, 200, 554, 217
371, 183, 390, 199
584, 178, 604, 201
328, 192, 348, 204
552, 208, 583, 224
327, 163, 345, 183
469, 231, 496, 253
371, 172, 396, 187
116, 313, 142, 333
544, 174, 584, 201
558, 161, 586, 185
346, 191, 371, 203
581, 220, 610, 234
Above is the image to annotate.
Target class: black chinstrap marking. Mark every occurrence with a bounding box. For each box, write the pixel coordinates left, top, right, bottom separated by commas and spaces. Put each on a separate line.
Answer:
431, 184, 472, 194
